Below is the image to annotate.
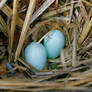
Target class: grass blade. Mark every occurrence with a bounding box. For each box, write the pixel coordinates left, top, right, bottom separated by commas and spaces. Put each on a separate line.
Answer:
14, 0, 36, 61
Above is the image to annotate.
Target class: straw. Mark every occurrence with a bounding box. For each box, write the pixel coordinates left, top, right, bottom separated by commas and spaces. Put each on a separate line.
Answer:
14, 0, 36, 62
72, 27, 77, 66
9, 0, 18, 57
29, 0, 55, 25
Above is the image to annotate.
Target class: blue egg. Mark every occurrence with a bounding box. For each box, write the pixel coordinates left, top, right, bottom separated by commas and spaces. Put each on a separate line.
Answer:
44, 30, 65, 59
25, 42, 47, 70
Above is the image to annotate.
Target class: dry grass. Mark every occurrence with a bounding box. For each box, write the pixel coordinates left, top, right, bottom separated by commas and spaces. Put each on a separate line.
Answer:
0, 0, 92, 91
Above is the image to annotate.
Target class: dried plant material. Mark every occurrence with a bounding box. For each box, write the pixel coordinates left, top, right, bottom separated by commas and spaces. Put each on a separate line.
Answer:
0, 59, 6, 74
60, 49, 68, 68
41, 6, 71, 19
27, 16, 69, 39
0, 0, 92, 91
14, 0, 36, 62
78, 18, 92, 45
68, 0, 74, 24
65, 29, 72, 48
78, 1, 88, 19
1, 4, 31, 30
82, 0, 92, 7
9, 0, 18, 52
0, 0, 7, 9
83, 42, 92, 50
18, 58, 41, 72
55, 0, 58, 12
41, 1, 81, 19
29, 0, 55, 24
72, 27, 77, 66
0, 15, 8, 36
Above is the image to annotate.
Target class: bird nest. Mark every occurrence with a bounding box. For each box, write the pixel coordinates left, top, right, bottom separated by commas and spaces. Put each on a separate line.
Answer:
0, 0, 92, 91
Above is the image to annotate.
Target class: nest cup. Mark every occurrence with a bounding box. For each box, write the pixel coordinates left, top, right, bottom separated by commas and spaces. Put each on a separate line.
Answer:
24, 19, 70, 71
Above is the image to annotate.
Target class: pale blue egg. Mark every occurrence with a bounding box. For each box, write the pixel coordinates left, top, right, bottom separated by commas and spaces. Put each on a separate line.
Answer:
44, 30, 65, 59
25, 42, 47, 70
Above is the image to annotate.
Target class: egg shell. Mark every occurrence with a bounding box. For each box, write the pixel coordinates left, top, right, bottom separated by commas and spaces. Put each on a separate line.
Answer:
44, 30, 65, 59
25, 42, 47, 70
